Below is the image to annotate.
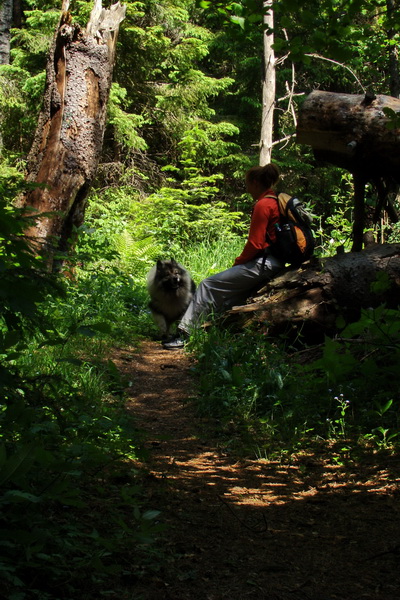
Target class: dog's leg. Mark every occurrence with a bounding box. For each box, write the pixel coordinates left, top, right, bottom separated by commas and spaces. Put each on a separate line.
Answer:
150, 310, 168, 338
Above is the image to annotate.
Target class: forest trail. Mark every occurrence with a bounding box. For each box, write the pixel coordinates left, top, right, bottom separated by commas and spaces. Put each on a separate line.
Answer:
114, 341, 400, 600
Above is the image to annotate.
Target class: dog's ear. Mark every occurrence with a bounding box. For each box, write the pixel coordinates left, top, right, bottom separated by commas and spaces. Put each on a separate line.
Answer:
170, 258, 177, 266
156, 260, 163, 270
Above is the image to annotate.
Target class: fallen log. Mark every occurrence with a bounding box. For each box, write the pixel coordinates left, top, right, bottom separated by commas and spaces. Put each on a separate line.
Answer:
297, 90, 400, 252
297, 90, 400, 181
226, 244, 400, 341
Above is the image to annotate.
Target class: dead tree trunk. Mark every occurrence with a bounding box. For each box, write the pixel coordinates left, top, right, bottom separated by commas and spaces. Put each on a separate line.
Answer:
259, 0, 275, 166
297, 90, 400, 177
226, 244, 400, 342
297, 90, 400, 251
18, 0, 126, 268
0, 0, 12, 65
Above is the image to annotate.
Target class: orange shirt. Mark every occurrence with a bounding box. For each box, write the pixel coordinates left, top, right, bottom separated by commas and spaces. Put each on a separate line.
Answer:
233, 191, 280, 266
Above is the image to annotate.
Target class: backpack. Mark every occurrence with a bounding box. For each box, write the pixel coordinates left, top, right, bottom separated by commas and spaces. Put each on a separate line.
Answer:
266, 193, 315, 267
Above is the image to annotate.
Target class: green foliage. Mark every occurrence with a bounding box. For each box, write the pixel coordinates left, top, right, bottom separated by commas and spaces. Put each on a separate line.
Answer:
178, 120, 241, 172
174, 235, 245, 282
80, 176, 246, 267
130, 188, 245, 255
0, 184, 158, 599
108, 83, 148, 153
316, 173, 355, 255
192, 326, 289, 423
190, 302, 400, 455
0, 65, 43, 153
0, 184, 59, 346
0, 334, 159, 599
112, 232, 161, 277
11, 8, 59, 70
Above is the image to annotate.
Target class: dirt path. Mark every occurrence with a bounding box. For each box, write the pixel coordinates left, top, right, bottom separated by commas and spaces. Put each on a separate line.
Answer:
115, 341, 400, 600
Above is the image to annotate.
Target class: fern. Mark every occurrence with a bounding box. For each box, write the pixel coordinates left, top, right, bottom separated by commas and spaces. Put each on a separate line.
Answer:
112, 232, 161, 278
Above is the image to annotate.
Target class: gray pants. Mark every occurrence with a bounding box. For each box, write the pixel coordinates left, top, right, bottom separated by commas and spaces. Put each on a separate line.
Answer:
179, 254, 283, 333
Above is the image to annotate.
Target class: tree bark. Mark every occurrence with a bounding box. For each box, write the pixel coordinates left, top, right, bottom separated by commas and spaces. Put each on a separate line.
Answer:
296, 90, 400, 182
226, 244, 400, 341
0, 0, 12, 65
18, 0, 126, 267
297, 90, 400, 251
386, 0, 400, 98
259, 0, 275, 166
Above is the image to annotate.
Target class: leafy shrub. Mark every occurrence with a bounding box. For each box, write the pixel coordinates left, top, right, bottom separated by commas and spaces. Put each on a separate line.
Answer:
190, 303, 400, 454
192, 327, 290, 421
128, 188, 245, 255
0, 187, 158, 599
78, 181, 246, 273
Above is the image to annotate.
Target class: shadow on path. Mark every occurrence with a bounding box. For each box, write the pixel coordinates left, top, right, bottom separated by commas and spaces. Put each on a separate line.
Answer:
116, 341, 400, 600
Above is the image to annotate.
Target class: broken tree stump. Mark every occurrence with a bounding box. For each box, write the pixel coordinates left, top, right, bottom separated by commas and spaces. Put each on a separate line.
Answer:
18, 0, 126, 268
226, 243, 400, 341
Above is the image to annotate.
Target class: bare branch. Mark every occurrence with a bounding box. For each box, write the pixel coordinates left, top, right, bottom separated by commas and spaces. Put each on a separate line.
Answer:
305, 53, 366, 92
272, 133, 296, 149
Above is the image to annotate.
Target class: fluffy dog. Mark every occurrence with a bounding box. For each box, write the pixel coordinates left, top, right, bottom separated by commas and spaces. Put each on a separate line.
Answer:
146, 259, 196, 339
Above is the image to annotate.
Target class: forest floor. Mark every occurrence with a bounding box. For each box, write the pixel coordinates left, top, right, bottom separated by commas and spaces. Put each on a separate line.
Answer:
114, 340, 400, 600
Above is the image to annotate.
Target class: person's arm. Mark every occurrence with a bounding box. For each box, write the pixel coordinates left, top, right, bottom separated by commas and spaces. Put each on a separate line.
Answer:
233, 198, 275, 266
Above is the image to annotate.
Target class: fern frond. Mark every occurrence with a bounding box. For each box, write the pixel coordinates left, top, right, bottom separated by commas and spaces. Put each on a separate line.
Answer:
112, 232, 161, 277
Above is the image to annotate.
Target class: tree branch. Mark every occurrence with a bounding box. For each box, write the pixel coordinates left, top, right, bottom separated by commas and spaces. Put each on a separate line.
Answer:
305, 53, 366, 92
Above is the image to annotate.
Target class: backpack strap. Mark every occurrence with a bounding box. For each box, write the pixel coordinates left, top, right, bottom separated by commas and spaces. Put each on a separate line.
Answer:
260, 194, 279, 269
262, 194, 280, 245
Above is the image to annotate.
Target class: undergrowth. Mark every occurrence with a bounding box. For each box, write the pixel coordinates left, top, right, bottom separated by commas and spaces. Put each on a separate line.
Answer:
0, 191, 160, 599
189, 305, 400, 459
1, 276, 160, 600
2, 168, 399, 598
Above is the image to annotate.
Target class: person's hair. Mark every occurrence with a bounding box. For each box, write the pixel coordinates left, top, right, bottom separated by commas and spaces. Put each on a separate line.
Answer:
246, 163, 280, 190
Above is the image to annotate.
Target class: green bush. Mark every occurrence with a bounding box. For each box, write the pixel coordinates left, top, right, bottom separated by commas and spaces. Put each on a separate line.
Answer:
0, 187, 159, 599
190, 303, 400, 454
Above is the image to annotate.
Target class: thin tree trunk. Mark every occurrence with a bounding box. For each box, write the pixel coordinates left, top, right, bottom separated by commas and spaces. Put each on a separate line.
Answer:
18, 0, 126, 268
259, 0, 275, 166
12, 0, 22, 28
352, 172, 366, 252
386, 0, 400, 98
0, 0, 12, 65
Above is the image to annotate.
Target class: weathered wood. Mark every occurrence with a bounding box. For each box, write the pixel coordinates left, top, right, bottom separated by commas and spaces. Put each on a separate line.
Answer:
0, 0, 12, 65
226, 244, 400, 341
297, 90, 400, 252
18, 0, 126, 266
297, 90, 400, 180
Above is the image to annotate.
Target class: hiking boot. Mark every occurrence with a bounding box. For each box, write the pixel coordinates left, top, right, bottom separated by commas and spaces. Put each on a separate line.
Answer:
162, 336, 185, 350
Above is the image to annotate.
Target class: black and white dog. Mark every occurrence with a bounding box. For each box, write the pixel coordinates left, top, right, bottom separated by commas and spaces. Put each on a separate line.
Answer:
146, 259, 196, 339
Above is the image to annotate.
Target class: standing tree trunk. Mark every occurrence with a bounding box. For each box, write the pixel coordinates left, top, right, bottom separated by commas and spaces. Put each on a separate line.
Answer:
0, 0, 12, 65
259, 0, 275, 166
18, 0, 126, 269
386, 0, 400, 98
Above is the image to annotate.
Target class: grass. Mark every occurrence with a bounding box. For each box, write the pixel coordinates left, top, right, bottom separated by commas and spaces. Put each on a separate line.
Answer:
0, 264, 159, 600
174, 235, 245, 283
2, 227, 399, 598
187, 310, 400, 459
